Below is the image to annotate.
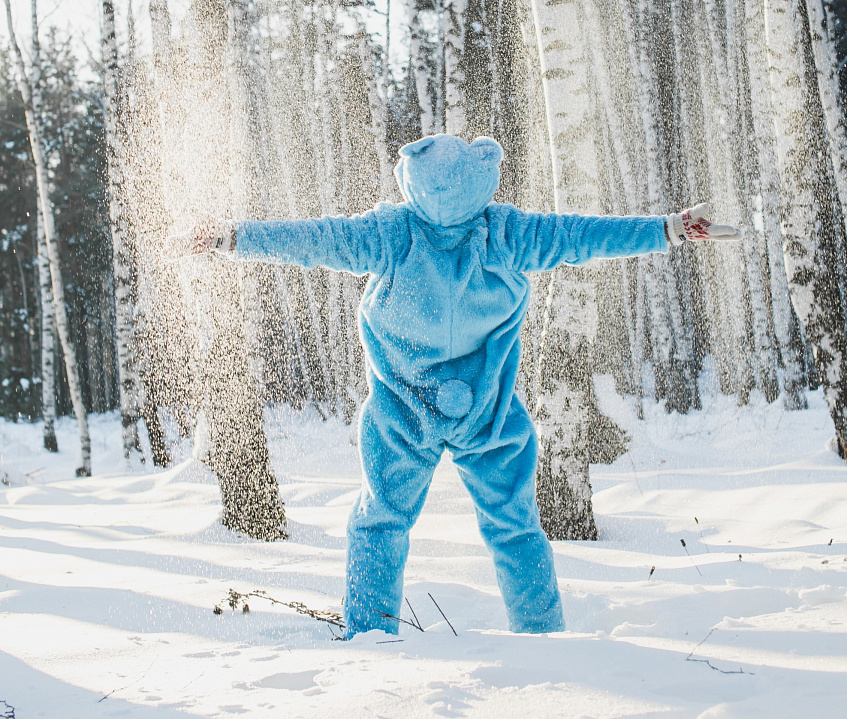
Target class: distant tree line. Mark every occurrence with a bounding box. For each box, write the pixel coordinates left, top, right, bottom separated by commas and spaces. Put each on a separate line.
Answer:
0, 35, 115, 423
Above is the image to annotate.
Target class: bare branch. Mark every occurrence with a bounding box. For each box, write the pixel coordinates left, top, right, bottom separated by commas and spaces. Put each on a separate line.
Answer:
428, 593, 457, 636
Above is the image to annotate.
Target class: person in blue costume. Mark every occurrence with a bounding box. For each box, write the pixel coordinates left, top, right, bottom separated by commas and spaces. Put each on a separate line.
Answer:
186, 134, 740, 637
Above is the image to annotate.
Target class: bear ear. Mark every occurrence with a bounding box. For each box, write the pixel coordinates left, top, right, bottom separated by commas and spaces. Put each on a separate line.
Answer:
470, 137, 503, 166
399, 136, 436, 157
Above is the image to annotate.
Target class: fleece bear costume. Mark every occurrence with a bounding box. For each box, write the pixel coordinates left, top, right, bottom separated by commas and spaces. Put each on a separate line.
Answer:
232, 134, 668, 636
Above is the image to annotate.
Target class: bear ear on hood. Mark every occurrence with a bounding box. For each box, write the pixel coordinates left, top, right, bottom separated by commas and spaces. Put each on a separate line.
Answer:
399, 136, 436, 157
470, 137, 503, 166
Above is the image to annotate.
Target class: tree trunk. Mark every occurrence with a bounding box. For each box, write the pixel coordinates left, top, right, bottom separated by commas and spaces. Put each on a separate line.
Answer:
534, 275, 598, 540
5, 0, 91, 475
35, 194, 57, 451
102, 0, 143, 460
805, 0, 847, 227
410, 0, 435, 135
29, 1, 57, 452
444, 0, 467, 137
530, 0, 602, 540
742, 0, 808, 409
764, 0, 847, 456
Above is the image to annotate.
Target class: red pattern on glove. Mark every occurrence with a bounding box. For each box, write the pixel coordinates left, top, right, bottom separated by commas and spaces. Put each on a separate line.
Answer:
681, 210, 712, 242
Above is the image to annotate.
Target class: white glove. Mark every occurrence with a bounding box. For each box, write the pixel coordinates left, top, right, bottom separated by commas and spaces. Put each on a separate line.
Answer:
167, 220, 236, 258
666, 203, 741, 246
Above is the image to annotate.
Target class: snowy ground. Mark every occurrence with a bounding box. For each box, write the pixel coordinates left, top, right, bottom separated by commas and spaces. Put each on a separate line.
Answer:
1, 380, 846, 718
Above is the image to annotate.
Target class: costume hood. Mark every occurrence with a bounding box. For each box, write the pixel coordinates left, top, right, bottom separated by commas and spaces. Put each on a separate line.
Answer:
394, 134, 503, 227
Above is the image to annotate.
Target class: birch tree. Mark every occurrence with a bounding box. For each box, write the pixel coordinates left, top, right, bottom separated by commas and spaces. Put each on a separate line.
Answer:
743, 0, 808, 408
805, 0, 847, 227
409, 0, 435, 134
101, 0, 144, 460
444, 0, 467, 136
35, 195, 57, 451
530, 0, 602, 540
29, 6, 57, 451
764, 0, 847, 456
4, 0, 91, 475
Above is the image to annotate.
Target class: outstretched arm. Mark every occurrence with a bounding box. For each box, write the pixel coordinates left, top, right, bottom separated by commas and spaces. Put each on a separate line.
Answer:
502, 203, 740, 273
173, 211, 387, 276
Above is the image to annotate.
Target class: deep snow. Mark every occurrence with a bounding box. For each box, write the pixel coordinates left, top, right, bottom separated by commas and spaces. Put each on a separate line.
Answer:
1, 378, 846, 718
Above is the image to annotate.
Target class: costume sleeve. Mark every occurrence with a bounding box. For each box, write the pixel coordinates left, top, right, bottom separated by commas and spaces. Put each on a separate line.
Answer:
232, 210, 386, 276
501, 206, 668, 272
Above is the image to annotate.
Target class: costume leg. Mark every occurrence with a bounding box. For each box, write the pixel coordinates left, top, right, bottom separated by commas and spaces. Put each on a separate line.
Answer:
345, 384, 441, 636
451, 399, 565, 633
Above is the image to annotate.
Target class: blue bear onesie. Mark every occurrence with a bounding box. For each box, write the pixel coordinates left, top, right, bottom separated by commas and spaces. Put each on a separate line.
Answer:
232, 135, 668, 636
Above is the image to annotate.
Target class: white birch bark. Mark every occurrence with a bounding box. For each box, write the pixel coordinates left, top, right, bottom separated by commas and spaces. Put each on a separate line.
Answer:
101, 0, 143, 459
619, 259, 643, 415
433, 0, 446, 133
743, 0, 807, 408
596, 0, 695, 413
409, 0, 434, 135
764, 0, 847, 454
515, 9, 554, 409
715, 0, 780, 402
444, 0, 467, 136
530, 0, 601, 539
805, 0, 847, 227
5, 0, 91, 475
35, 194, 57, 451
313, 6, 339, 215
678, 0, 753, 403
314, 11, 345, 414
29, 3, 57, 451
274, 267, 313, 403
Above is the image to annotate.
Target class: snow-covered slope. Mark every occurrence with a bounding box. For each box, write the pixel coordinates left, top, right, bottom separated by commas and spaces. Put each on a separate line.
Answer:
1, 383, 846, 718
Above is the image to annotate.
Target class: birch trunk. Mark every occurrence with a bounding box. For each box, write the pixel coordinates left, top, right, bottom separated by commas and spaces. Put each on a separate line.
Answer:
533, 275, 598, 540
28, 8, 58, 451
444, 0, 467, 136
123, 1, 173, 466
409, 0, 434, 135
803, 0, 847, 306
677, 0, 753, 403
35, 194, 57, 451
743, 0, 807, 408
101, 1, 143, 460
805, 0, 847, 226
313, 15, 345, 414
764, 0, 847, 456
530, 0, 601, 540
711, 0, 780, 402
5, 0, 91, 475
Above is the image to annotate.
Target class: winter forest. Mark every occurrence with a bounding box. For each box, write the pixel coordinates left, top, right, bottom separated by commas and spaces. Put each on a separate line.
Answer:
1, 0, 847, 715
